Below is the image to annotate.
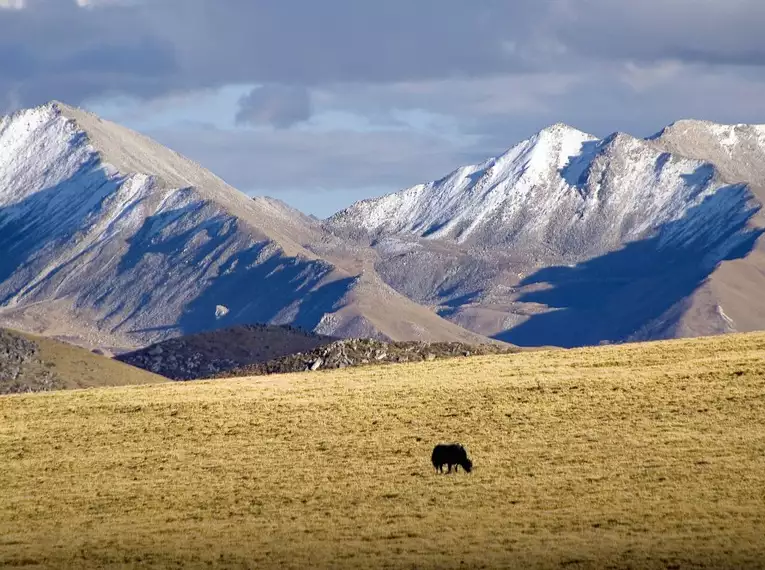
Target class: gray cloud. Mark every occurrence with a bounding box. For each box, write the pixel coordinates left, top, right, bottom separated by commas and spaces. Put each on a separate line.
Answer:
235, 85, 311, 128
0, 0, 549, 107
3, 0, 764, 110
552, 0, 765, 66
0, 0, 178, 107
139, 0, 547, 83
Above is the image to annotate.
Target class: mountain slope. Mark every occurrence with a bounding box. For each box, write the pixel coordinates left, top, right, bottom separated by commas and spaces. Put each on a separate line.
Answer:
327, 123, 764, 347
626, 120, 765, 341
0, 102, 494, 351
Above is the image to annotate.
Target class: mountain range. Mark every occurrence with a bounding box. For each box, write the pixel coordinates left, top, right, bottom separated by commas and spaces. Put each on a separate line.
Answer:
327, 121, 765, 347
1, 101, 764, 351
0, 102, 490, 352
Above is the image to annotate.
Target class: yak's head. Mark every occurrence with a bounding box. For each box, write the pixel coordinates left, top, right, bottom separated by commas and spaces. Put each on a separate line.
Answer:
461, 458, 473, 473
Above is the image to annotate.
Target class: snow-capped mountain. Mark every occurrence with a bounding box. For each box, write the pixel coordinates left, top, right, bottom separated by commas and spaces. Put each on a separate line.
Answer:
329, 124, 758, 262
3, 101, 764, 351
326, 121, 765, 347
330, 124, 597, 247
0, 102, 491, 351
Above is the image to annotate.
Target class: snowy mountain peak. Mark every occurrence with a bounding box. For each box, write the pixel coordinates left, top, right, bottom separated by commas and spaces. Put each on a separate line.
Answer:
327, 119, 765, 349
13, 100, 328, 256
328, 124, 598, 244
536, 122, 591, 138
668, 118, 765, 130
650, 118, 765, 144
514, 123, 597, 169
0, 101, 493, 350
648, 118, 765, 202
328, 121, 761, 267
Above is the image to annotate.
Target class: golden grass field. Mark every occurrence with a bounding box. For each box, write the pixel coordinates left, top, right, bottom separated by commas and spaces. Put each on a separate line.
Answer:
2, 332, 765, 569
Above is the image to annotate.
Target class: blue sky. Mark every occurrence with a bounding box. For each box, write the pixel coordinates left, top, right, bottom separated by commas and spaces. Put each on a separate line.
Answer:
3, 0, 765, 217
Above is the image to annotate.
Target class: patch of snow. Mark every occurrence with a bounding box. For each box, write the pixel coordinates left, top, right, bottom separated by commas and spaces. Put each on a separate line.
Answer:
716, 304, 737, 332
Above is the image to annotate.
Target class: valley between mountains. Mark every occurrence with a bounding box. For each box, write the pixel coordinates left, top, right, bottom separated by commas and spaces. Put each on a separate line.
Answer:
1, 101, 765, 359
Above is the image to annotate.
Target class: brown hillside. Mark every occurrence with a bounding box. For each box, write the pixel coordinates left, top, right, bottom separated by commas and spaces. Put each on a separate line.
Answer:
0, 328, 166, 394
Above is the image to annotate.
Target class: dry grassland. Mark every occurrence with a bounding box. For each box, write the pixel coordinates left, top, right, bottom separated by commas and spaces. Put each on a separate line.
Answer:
2, 333, 765, 569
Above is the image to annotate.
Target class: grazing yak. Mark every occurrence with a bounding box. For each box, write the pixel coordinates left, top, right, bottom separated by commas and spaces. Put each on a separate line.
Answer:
431, 443, 473, 473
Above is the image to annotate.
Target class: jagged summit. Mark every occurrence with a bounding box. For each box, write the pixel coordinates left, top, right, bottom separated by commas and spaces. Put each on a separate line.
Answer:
327, 122, 758, 260
655, 119, 765, 154
648, 118, 765, 142
536, 122, 591, 136
665, 118, 765, 131
650, 117, 765, 207
328, 124, 599, 245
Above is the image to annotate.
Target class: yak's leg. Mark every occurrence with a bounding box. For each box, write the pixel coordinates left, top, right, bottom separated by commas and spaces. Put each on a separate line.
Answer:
447, 464, 452, 473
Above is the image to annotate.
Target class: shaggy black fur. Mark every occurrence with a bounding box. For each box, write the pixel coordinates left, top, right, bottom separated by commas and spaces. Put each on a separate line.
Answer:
431, 443, 473, 473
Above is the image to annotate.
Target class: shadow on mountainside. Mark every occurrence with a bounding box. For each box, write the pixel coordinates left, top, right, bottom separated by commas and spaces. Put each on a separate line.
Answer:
496, 185, 764, 348
0, 155, 123, 304
0, 162, 357, 345
117, 201, 357, 337
175, 255, 356, 337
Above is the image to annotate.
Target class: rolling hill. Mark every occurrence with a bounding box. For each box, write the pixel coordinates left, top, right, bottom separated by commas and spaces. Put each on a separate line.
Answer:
0, 327, 165, 394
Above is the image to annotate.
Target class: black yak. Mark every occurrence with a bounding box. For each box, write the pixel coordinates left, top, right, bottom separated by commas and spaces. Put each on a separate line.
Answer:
431, 443, 473, 473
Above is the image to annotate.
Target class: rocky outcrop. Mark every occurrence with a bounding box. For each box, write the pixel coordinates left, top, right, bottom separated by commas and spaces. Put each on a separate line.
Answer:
211, 338, 519, 379
0, 330, 62, 394
116, 324, 335, 380
118, 344, 238, 381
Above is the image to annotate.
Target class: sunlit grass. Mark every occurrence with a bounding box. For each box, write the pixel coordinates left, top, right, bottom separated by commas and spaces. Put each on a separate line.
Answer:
2, 332, 765, 568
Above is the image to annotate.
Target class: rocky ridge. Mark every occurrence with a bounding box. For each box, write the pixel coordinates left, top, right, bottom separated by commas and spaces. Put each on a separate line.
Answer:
116, 324, 336, 380
212, 338, 519, 380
